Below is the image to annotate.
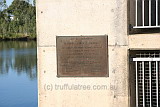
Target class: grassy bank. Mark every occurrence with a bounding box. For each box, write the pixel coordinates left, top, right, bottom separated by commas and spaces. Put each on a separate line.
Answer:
0, 33, 36, 41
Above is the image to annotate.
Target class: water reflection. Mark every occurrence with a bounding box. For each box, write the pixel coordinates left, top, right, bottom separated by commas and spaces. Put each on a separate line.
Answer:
0, 41, 37, 80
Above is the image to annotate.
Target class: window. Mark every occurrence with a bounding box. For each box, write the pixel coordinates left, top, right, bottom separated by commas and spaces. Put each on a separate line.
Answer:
129, 0, 160, 33
130, 50, 160, 107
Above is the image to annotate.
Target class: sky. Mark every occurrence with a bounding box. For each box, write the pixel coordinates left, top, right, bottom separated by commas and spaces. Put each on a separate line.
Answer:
6, 0, 33, 6
6, 0, 13, 6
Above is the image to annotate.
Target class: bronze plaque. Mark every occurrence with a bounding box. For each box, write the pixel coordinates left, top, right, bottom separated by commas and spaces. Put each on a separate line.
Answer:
56, 36, 108, 77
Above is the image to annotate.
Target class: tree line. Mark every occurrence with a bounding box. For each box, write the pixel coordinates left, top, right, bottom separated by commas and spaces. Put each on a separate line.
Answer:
0, 0, 36, 39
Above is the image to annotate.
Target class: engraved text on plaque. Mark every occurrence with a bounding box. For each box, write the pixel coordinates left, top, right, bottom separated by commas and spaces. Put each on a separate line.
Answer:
56, 36, 108, 77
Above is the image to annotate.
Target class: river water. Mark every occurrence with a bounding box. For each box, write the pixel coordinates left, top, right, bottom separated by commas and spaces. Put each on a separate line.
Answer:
0, 41, 37, 107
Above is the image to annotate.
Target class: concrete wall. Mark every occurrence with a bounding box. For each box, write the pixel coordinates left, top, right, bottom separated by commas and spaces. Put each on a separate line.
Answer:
129, 33, 160, 49
37, 0, 129, 107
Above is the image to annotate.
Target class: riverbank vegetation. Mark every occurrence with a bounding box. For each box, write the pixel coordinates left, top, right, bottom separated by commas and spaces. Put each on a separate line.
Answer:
0, 0, 36, 40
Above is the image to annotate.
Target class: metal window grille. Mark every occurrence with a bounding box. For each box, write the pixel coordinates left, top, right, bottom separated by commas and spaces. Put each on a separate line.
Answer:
133, 55, 160, 107
133, 0, 160, 28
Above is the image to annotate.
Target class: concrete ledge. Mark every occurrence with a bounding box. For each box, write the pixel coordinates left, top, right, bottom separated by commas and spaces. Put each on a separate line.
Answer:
129, 33, 160, 50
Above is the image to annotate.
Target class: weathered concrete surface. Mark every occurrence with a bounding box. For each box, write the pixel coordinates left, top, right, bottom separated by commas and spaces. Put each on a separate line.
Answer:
129, 33, 160, 49
36, 0, 128, 46
37, 46, 129, 107
37, 0, 129, 107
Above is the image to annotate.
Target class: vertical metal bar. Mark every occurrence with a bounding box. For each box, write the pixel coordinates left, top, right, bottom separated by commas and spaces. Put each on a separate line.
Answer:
136, 61, 138, 107
156, 61, 159, 107
142, 0, 145, 26
156, 0, 158, 26
136, 0, 138, 26
149, 61, 152, 107
142, 61, 145, 107
149, 0, 151, 26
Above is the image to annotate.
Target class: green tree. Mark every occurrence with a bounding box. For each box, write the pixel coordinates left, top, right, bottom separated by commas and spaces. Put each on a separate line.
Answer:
0, 0, 8, 38
0, 0, 7, 11
0, 0, 36, 39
